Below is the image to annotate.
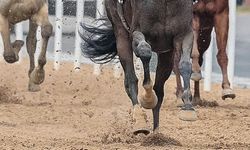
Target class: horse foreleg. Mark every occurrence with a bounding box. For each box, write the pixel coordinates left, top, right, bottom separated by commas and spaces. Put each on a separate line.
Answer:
115, 29, 149, 135
0, 15, 20, 63
214, 9, 236, 100
29, 4, 52, 91
153, 52, 173, 132
26, 21, 39, 92
132, 31, 158, 109
176, 31, 197, 121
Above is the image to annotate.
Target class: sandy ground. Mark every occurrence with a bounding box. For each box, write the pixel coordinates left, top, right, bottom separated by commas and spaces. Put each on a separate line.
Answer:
0, 60, 249, 150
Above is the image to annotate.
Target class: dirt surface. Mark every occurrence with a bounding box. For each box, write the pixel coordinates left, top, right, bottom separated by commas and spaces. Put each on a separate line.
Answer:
0, 60, 249, 150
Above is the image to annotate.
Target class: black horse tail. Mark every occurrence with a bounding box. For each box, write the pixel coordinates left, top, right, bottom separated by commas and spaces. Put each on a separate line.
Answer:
80, 19, 117, 64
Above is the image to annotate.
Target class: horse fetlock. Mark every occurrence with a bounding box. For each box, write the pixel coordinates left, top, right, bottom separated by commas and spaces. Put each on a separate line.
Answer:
191, 71, 202, 81
12, 40, 25, 49
182, 90, 192, 103
30, 68, 45, 85
132, 105, 150, 135
38, 57, 47, 67
192, 96, 202, 106
140, 90, 158, 109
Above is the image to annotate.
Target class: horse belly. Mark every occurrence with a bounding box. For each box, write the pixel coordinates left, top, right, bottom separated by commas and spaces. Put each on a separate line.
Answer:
8, 0, 43, 24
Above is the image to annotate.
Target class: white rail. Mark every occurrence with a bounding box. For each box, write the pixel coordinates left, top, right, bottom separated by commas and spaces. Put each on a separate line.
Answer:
54, 0, 63, 70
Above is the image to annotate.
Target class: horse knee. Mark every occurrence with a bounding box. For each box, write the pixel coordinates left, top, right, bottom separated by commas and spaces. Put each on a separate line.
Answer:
41, 23, 53, 39
132, 31, 152, 60
134, 41, 152, 60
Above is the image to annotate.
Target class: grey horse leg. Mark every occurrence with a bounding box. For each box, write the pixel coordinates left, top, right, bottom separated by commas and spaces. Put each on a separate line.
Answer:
29, 4, 52, 92
132, 31, 158, 109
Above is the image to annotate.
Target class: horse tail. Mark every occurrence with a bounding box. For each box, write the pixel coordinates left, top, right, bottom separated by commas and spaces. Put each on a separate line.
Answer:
80, 19, 117, 64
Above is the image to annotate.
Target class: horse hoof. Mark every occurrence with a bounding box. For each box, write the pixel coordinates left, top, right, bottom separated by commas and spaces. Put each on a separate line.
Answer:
178, 104, 197, 121
133, 128, 150, 135
222, 89, 236, 100
140, 92, 158, 109
3, 52, 18, 63
30, 68, 45, 85
178, 110, 198, 121
191, 72, 202, 81
132, 105, 150, 135
28, 82, 41, 92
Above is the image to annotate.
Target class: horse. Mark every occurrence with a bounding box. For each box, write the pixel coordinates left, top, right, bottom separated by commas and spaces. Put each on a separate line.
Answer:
81, 0, 196, 134
0, 0, 52, 92
174, 0, 236, 106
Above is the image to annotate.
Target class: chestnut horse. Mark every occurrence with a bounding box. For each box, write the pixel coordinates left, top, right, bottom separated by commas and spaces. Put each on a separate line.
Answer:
81, 0, 196, 134
0, 0, 52, 92
174, 0, 236, 106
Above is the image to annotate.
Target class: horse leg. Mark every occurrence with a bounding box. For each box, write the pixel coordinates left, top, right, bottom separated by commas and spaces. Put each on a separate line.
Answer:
176, 31, 197, 121
191, 15, 202, 81
153, 52, 174, 132
26, 21, 39, 91
173, 48, 183, 100
193, 27, 212, 105
0, 15, 21, 63
214, 9, 236, 100
132, 31, 158, 109
29, 4, 52, 91
116, 29, 149, 135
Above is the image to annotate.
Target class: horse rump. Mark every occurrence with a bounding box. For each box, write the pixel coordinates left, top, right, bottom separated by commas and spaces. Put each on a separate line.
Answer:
80, 19, 117, 64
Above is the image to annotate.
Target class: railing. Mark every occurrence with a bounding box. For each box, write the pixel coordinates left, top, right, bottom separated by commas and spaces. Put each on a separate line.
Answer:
0, 0, 245, 90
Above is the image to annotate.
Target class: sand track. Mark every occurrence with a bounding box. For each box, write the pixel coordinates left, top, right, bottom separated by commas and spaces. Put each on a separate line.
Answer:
0, 60, 249, 149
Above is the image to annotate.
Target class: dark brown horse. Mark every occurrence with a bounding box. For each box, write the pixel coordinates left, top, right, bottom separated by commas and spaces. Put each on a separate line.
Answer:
81, 0, 196, 134
174, 0, 236, 106
0, 0, 52, 92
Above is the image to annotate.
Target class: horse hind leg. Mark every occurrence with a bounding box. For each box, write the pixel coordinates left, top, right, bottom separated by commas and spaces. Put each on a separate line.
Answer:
0, 15, 22, 63
132, 31, 158, 109
29, 3, 52, 92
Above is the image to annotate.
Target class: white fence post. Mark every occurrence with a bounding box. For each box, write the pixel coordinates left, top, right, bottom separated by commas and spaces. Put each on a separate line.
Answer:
228, 0, 236, 88
93, 0, 105, 75
204, 30, 214, 92
54, 0, 63, 70
15, 22, 24, 62
0, 35, 3, 61
74, 0, 85, 71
